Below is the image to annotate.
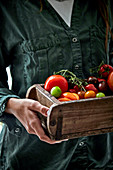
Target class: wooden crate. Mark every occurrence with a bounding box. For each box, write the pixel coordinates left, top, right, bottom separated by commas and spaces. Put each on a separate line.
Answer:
26, 84, 113, 140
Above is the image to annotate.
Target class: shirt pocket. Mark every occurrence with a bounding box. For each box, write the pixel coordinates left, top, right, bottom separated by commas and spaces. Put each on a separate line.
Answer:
20, 34, 64, 89
89, 25, 110, 67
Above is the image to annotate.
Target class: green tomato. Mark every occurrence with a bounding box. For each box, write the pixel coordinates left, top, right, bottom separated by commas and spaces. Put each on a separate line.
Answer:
50, 86, 62, 98
96, 92, 105, 98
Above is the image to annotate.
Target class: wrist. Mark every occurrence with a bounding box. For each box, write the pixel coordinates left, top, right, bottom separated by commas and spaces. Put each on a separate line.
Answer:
5, 98, 20, 115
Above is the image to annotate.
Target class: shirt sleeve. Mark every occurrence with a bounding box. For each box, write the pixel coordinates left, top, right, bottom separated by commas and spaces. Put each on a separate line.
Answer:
0, 41, 20, 130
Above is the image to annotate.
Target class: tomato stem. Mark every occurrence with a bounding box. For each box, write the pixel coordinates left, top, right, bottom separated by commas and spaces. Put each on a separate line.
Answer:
54, 69, 86, 92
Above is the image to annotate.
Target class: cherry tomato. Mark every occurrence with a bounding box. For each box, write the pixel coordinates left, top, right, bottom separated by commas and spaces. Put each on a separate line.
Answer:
87, 76, 98, 85
68, 89, 76, 93
96, 92, 105, 98
97, 78, 106, 83
73, 85, 80, 93
61, 92, 79, 100
84, 90, 96, 99
44, 75, 68, 93
50, 86, 62, 98
98, 81, 108, 92
85, 84, 98, 94
77, 91, 85, 99
58, 97, 71, 102
107, 71, 113, 92
98, 64, 113, 78
72, 93, 80, 100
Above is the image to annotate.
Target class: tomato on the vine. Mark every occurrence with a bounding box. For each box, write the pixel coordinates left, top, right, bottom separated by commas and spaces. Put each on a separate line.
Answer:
44, 75, 68, 93
98, 64, 113, 78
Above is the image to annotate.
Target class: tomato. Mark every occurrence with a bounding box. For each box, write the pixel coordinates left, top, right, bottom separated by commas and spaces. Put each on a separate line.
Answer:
97, 78, 106, 83
61, 92, 79, 100
44, 75, 68, 92
85, 84, 98, 94
77, 91, 85, 99
96, 92, 105, 98
98, 64, 113, 78
98, 81, 108, 92
50, 86, 62, 98
68, 89, 76, 93
84, 90, 96, 99
107, 71, 113, 92
72, 93, 80, 100
58, 97, 71, 102
73, 85, 80, 93
87, 76, 98, 85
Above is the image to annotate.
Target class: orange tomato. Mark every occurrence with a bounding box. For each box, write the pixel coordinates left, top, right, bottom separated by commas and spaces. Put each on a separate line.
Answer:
72, 93, 80, 100
84, 90, 96, 99
58, 97, 71, 102
61, 92, 79, 100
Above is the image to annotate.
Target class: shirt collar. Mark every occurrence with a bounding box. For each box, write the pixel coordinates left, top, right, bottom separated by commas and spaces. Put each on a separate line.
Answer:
47, 0, 74, 27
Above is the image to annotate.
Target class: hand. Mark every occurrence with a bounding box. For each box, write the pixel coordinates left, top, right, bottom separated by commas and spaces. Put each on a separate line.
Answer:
5, 98, 66, 144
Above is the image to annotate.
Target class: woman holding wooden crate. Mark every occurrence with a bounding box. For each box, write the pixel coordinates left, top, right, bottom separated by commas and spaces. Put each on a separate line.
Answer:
0, 0, 113, 169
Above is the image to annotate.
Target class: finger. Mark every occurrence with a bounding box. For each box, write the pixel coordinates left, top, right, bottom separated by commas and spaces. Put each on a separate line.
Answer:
39, 105, 49, 117
29, 101, 49, 117
29, 117, 56, 144
32, 118, 68, 144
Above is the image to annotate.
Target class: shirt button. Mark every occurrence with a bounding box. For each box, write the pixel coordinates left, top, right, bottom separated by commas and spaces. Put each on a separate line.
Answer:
72, 37, 77, 42
79, 142, 84, 146
74, 65, 79, 69
15, 127, 20, 133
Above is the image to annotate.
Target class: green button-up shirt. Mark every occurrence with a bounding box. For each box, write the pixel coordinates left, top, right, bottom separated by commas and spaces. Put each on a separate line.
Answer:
0, 0, 113, 169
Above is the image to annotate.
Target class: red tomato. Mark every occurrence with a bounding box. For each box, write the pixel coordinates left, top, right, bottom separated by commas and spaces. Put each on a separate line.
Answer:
68, 89, 76, 93
73, 85, 80, 93
85, 84, 98, 94
98, 81, 108, 92
98, 64, 113, 78
44, 75, 68, 93
107, 71, 113, 92
97, 78, 106, 83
